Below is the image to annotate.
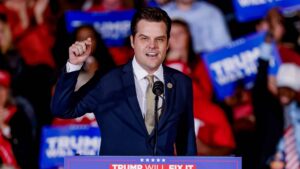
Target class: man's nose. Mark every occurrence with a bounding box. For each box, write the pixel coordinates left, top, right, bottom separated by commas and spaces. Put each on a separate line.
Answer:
148, 39, 157, 49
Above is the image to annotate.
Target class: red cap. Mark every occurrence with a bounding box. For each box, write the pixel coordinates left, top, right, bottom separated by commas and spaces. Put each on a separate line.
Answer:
0, 70, 11, 88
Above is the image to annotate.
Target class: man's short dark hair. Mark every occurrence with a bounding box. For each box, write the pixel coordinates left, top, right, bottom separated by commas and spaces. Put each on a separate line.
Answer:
130, 7, 172, 39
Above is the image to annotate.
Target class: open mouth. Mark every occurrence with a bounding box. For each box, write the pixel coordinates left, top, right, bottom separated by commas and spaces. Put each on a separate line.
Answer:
146, 52, 159, 57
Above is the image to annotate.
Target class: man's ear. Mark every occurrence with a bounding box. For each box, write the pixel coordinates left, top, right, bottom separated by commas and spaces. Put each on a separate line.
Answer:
130, 35, 134, 48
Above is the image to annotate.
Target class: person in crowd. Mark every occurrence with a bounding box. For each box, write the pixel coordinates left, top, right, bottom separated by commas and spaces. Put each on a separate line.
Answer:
52, 25, 116, 126
0, 13, 28, 96
0, 1, 56, 136
194, 96, 236, 156
269, 63, 300, 169
0, 134, 18, 169
255, 8, 300, 66
0, 0, 56, 68
223, 83, 257, 169
51, 7, 196, 155
51, 0, 90, 70
71, 25, 116, 90
265, 8, 300, 52
81, 0, 134, 66
165, 19, 235, 156
0, 70, 37, 169
165, 19, 213, 99
251, 34, 284, 169
0, 13, 48, 169
162, 0, 231, 54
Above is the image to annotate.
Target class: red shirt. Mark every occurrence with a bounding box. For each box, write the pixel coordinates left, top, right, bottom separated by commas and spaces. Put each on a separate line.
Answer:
191, 59, 214, 100
0, 4, 56, 68
278, 44, 300, 66
193, 83, 236, 150
0, 135, 18, 168
165, 61, 235, 150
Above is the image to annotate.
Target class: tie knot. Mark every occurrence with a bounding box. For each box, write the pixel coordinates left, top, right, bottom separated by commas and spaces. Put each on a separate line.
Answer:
146, 75, 154, 86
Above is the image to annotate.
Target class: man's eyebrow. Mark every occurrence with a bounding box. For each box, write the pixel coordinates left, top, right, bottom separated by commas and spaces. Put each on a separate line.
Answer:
137, 34, 167, 39
138, 34, 149, 37
155, 35, 167, 39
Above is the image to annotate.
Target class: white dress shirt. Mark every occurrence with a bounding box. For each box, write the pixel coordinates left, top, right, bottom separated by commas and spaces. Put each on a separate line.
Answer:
66, 61, 83, 72
132, 57, 164, 118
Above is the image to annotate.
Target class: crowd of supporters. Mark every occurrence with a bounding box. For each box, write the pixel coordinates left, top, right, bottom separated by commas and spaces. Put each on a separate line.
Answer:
0, 0, 299, 169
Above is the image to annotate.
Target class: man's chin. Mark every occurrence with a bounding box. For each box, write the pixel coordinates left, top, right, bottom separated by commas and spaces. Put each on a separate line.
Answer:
145, 65, 160, 73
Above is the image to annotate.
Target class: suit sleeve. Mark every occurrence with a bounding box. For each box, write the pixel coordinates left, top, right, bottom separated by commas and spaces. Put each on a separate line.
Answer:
176, 77, 197, 155
51, 68, 100, 118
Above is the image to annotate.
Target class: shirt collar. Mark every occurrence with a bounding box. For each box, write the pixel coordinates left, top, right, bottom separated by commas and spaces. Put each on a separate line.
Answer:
132, 57, 164, 82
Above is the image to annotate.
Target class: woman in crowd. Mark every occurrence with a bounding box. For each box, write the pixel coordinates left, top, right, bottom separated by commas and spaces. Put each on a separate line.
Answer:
0, 70, 37, 169
52, 25, 116, 126
165, 19, 236, 156
72, 25, 116, 89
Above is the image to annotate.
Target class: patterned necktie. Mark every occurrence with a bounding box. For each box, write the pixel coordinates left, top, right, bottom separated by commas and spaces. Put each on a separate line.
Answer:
284, 125, 300, 169
145, 75, 155, 134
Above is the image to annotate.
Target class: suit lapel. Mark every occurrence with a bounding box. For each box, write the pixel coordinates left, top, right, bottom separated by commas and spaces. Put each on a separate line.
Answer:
158, 66, 176, 130
121, 62, 148, 132
148, 66, 176, 138
122, 63, 176, 137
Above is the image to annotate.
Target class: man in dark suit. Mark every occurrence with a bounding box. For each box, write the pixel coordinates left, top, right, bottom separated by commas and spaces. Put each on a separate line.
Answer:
51, 7, 196, 156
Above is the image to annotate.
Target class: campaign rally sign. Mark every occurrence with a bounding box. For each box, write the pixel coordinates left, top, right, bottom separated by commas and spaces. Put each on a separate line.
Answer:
65, 10, 135, 46
202, 32, 281, 100
40, 125, 101, 169
233, 0, 300, 22
65, 156, 241, 169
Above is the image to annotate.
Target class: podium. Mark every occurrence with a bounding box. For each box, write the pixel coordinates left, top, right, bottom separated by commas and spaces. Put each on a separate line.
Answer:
64, 156, 241, 169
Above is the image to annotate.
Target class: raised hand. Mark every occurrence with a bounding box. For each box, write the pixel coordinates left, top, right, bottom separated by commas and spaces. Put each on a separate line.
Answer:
69, 38, 92, 65
33, 0, 49, 24
5, 1, 29, 29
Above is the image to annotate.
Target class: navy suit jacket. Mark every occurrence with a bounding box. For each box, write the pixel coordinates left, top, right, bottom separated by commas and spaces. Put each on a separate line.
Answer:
51, 61, 196, 156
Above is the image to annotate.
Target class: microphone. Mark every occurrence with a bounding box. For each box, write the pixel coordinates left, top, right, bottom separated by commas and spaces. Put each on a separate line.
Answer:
152, 81, 164, 155
152, 81, 164, 96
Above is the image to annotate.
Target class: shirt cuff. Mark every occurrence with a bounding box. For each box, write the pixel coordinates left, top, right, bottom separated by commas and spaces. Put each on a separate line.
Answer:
66, 61, 83, 73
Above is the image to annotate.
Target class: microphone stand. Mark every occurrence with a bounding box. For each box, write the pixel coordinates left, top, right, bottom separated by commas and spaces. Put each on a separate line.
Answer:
152, 80, 164, 156
153, 95, 159, 156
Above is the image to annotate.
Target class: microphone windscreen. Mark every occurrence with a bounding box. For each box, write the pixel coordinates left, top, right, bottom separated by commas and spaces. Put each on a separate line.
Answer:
152, 81, 164, 96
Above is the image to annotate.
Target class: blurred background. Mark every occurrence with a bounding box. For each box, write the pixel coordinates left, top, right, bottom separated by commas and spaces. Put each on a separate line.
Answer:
0, 0, 300, 168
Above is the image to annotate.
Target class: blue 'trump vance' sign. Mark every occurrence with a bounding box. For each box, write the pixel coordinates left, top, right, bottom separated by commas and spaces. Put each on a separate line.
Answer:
202, 32, 281, 100
40, 125, 101, 169
233, 0, 300, 22
65, 10, 135, 47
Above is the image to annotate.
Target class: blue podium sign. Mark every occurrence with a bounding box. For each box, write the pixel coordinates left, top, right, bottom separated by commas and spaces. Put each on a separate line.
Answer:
64, 156, 241, 169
